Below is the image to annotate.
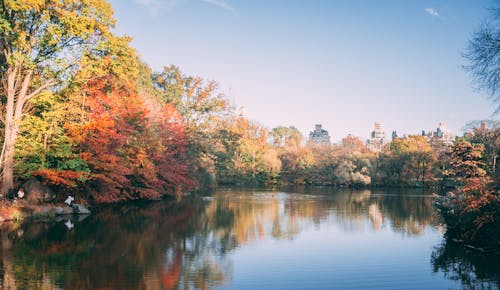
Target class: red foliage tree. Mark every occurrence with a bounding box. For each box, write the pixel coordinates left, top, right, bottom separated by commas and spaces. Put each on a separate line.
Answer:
435, 139, 499, 249
69, 77, 194, 203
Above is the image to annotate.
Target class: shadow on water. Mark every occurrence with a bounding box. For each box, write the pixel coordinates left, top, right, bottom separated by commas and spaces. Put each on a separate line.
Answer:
431, 239, 500, 289
0, 188, 498, 289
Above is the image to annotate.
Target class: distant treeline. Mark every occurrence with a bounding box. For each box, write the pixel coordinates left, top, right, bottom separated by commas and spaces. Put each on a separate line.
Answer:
213, 124, 499, 189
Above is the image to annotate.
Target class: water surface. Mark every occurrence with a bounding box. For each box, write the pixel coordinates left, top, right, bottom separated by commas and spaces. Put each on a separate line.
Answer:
0, 188, 498, 289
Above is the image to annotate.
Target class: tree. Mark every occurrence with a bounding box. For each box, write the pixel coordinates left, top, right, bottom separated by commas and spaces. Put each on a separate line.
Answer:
0, 0, 118, 195
390, 136, 437, 185
340, 134, 369, 154
445, 139, 487, 182
333, 159, 371, 186
465, 121, 500, 179
70, 76, 193, 202
153, 65, 230, 128
434, 139, 499, 249
464, 6, 500, 113
15, 91, 89, 188
153, 66, 232, 187
215, 116, 280, 184
270, 126, 302, 148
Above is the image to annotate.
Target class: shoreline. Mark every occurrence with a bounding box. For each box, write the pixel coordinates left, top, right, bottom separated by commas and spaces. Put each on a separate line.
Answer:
0, 201, 90, 222
0, 183, 451, 222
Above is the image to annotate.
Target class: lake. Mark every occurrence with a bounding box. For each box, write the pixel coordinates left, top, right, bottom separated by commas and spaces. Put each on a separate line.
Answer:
0, 188, 498, 289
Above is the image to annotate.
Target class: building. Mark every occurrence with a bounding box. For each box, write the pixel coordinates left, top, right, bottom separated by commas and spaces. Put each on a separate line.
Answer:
391, 130, 398, 141
422, 122, 454, 145
309, 124, 331, 145
366, 122, 387, 152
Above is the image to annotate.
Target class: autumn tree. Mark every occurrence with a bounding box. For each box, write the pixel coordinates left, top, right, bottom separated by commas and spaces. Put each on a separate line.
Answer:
465, 121, 500, 180
339, 134, 369, 154
435, 139, 499, 249
153, 66, 231, 187
0, 0, 120, 195
71, 76, 193, 203
445, 139, 487, 182
333, 158, 371, 186
215, 117, 281, 185
15, 90, 89, 188
270, 126, 302, 148
389, 136, 437, 186
270, 127, 315, 184
153, 65, 230, 128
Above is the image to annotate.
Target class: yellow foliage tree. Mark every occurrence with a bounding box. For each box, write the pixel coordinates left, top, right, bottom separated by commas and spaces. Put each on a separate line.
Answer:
0, 0, 131, 195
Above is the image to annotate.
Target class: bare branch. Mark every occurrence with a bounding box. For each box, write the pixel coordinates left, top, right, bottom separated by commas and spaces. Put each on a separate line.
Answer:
23, 80, 58, 102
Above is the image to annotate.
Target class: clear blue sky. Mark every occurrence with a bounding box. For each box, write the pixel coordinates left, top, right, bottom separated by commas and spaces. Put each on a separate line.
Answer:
109, 0, 495, 141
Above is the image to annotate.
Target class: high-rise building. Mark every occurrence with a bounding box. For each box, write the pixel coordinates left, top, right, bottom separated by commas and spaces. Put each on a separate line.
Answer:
422, 122, 454, 145
366, 122, 386, 152
309, 124, 331, 145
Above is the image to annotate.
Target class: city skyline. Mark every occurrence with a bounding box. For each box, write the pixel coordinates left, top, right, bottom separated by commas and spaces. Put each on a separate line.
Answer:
110, 0, 495, 140
306, 121, 454, 145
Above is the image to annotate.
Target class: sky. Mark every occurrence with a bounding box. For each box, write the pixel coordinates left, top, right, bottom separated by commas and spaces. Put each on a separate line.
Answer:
108, 0, 496, 142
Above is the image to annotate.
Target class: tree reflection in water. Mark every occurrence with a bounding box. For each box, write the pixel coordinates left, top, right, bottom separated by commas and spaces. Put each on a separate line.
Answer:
0, 188, 497, 289
431, 239, 500, 289
0, 199, 230, 290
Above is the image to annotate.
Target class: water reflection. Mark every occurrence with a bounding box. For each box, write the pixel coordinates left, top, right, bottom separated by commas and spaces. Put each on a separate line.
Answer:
1, 200, 229, 289
0, 188, 497, 289
431, 239, 500, 289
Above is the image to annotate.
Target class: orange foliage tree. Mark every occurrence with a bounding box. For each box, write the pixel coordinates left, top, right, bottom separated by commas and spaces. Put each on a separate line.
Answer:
435, 139, 499, 249
70, 77, 194, 203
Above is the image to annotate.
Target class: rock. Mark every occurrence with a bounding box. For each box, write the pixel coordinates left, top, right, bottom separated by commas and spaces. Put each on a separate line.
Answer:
77, 214, 89, 222
55, 206, 74, 215
22, 178, 55, 204
31, 205, 55, 218
72, 204, 90, 215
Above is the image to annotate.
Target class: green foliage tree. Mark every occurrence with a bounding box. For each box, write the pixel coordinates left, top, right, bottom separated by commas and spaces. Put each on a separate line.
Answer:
0, 0, 121, 195
15, 91, 89, 187
270, 126, 302, 148
153, 65, 231, 188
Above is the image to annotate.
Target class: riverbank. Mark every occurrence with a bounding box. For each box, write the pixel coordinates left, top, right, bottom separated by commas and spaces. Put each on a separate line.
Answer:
0, 182, 446, 222
0, 201, 90, 222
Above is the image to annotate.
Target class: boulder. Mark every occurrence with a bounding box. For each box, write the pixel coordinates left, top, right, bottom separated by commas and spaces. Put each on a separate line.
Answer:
30, 205, 55, 218
72, 204, 90, 215
55, 206, 74, 215
22, 178, 55, 204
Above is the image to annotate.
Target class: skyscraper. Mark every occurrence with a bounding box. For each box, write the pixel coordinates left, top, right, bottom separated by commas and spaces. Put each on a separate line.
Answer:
366, 122, 386, 152
309, 124, 331, 145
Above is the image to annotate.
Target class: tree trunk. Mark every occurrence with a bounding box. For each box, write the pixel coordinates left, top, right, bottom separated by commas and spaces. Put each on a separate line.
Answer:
1, 130, 17, 195
1, 69, 31, 196
1, 69, 17, 197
